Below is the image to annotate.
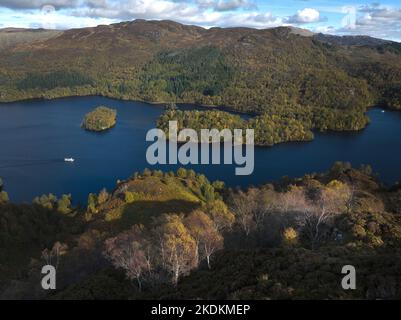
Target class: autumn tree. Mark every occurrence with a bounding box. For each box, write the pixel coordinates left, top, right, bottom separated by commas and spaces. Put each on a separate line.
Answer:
42, 241, 68, 270
87, 193, 98, 214
282, 227, 298, 247
278, 185, 310, 213
0, 191, 8, 204
177, 168, 187, 179
287, 181, 351, 249
229, 190, 256, 236
202, 184, 216, 202
33, 194, 58, 210
229, 188, 275, 235
308, 180, 350, 247
156, 214, 197, 286
57, 194, 72, 214
203, 199, 235, 232
104, 225, 151, 291
97, 188, 109, 205
184, 210, 224, 269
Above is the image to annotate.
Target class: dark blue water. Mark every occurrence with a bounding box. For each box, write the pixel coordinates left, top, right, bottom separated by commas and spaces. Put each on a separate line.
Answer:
1, 96, 401, 204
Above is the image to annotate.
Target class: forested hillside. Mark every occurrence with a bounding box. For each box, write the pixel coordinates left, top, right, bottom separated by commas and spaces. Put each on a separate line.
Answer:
0, 20, 401, 132
157, 105, 314, 146
1, 163, 401, 299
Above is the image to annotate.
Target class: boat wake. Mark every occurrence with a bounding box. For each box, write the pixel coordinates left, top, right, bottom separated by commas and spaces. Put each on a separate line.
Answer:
0, 158, 72, 169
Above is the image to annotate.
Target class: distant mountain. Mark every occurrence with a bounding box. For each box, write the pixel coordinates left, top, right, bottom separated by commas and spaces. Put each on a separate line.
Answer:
313, 33, 393, 47
0, 20, 400, 132
0, 28, 61, 51
288, 26, 315, 37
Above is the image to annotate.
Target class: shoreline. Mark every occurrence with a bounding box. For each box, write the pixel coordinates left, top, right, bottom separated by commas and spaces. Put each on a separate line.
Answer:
0, 92, 257, 117
0, 93, 397, 144
0, 98, 400, 203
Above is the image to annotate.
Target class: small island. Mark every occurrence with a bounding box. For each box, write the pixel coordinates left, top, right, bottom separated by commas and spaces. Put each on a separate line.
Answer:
82, 106, 117, 132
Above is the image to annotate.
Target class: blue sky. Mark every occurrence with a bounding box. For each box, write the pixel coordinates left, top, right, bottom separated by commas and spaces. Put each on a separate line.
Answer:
0, 1, 400, 41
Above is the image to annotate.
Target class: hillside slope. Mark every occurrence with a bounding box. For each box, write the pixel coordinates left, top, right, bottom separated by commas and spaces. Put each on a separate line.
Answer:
0, 20, 400, 130
1, 164, 401, 299
0, 28, 61, 51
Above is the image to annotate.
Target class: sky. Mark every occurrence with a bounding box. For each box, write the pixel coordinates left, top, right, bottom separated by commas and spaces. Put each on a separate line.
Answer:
0, 1, 400, 41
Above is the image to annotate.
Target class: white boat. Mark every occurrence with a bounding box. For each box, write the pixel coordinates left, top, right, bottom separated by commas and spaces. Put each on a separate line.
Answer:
64, 158, 75, 162
382, 110, 386, 113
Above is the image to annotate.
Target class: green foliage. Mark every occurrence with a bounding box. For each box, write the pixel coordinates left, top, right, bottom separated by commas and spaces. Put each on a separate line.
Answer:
0, 191, 9, 204
33, 193, 58, 210
82, 106, 117, 131
282, 227, 299, 247
33, 193, 73, 214
249, 113, 314, 146
157, 107, 313, 146
157, 246, 401, 299
158, 108, 244, 134
94, 169, 220, 226
377, 42, 401, 55
299, 69, 372, 111
176, 168, 188, 178
0, 22, 399, 132
157, 102, 372, 146
17, 71, 93, 90
202, 184, 216, 202
346, 61, 401, 110
57, 194, 72, 215
0, 178, 7, 204
383, 84, 401, 110
87, 193, 98, 214
0, 201, 81, 286
2, 165, 401, 299
140, 46, 234, 99
212, 180, 225, 191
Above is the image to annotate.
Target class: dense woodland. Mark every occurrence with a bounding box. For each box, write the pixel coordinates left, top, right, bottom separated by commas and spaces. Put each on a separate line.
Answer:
82, 106, 117, 132
157, 102, 370, 145
0, 21, 400, 133
1, 162, 401, 299
17, 71, 93, 91
157, 105, 314, 146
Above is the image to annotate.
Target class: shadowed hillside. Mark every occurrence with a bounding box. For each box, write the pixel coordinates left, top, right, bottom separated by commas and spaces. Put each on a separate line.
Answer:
1, 164, 401, 299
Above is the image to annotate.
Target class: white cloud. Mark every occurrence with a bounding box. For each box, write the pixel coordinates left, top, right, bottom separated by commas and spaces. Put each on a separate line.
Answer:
214, 12, 283, 28
0, 0, 279, 30
71, 0, 198, 20
0, 0, 78, 9
196, 0, 255, 12
1, 1, 401, 41
313, 25, 335, 34
214, 0, 256, 12
287, 8, 321, 24
336, 4, 401, 41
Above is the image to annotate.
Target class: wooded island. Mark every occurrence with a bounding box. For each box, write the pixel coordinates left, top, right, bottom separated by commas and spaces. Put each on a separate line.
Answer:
82, 106, 117, 132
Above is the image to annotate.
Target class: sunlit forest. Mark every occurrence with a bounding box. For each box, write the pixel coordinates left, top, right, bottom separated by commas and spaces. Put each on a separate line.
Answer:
1, 163, 401, 299
0, 21, 400, 132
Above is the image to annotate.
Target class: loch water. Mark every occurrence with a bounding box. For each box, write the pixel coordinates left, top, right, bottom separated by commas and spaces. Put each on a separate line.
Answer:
1, 96, 401, 204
